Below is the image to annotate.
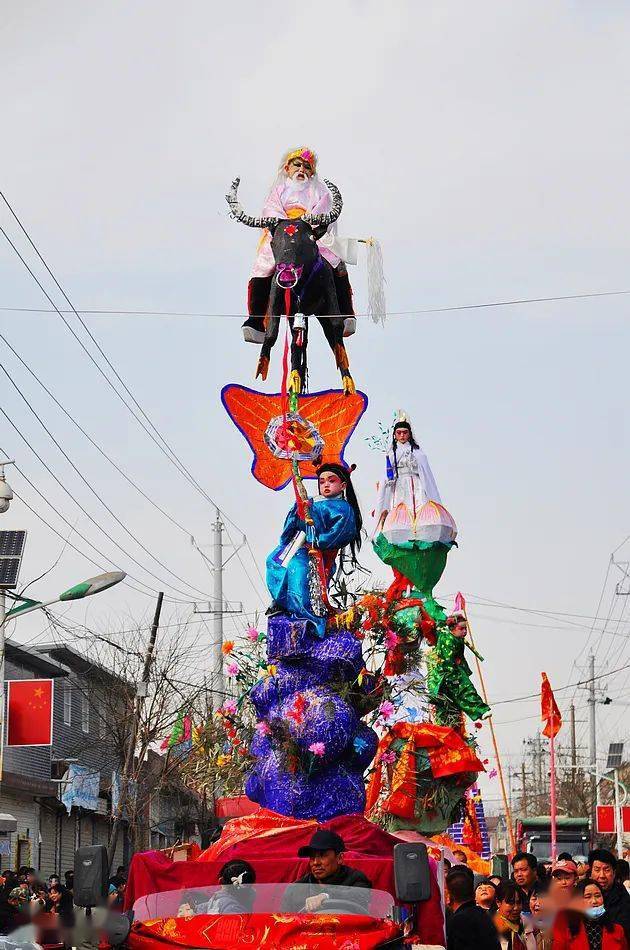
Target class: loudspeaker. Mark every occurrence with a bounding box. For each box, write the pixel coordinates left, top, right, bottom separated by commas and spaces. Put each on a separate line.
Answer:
393, 842, 432, 903
74, 845, 109, 907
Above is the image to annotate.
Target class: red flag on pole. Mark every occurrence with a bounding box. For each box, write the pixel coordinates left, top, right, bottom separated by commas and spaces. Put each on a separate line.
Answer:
7, 679, 54, 746
541, 672, 562, 738
454, 592, 466, 612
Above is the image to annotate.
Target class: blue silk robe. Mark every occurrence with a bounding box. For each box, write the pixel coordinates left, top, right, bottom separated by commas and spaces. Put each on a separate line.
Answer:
266, 497, 357, 637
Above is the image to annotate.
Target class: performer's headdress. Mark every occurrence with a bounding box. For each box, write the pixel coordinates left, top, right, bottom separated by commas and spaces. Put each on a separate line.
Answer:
446, 611, 467, 629
391, 409, 419, 470
281, 147, 318, 172
315, 462, 362, 562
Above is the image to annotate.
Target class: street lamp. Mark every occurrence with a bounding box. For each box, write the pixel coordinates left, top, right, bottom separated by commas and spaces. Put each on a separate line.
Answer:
4, 571, 127, 619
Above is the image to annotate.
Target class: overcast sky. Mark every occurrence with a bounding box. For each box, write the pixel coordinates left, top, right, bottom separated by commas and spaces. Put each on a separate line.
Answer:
2, 0, 630, 813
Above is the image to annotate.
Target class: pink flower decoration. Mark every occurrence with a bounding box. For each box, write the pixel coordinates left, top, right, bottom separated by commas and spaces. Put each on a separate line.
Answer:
378, 701, 395, 721
381, 750, 396, 765
221, 699, 237, 715
488, 768, 498, 779
255, 721, 270, 737
226, 662, 239, 677
384, 629, 400, 649
246, 626, 260, 642
308, 742, 326, 756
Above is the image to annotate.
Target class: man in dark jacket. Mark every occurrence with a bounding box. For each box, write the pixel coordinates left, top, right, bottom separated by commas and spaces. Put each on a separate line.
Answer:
590, 848, 630, 941
446, 869, 501, 950
282, 829, 371, 913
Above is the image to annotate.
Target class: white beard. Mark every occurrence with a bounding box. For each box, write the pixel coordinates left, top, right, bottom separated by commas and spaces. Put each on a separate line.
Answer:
280, 175, 312, 207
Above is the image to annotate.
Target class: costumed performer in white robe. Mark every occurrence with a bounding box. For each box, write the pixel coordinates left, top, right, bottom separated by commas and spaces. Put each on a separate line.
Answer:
376, 414, 456, 546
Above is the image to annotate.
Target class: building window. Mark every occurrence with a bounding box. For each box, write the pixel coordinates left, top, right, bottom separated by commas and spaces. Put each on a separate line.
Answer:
81, 694, 89, 734
63, 682, 72, 726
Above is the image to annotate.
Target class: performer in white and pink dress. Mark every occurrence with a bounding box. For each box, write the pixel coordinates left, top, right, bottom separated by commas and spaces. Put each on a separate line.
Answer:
242, 146, 357, 344
376, 413, 457, 546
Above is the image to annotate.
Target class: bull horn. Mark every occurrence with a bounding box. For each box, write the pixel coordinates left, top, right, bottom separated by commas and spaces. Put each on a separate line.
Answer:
225, 178, 279, 228
302, 180, 343, 227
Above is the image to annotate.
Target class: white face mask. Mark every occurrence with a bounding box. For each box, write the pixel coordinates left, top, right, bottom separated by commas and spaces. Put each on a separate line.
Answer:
585, 904, 606, 919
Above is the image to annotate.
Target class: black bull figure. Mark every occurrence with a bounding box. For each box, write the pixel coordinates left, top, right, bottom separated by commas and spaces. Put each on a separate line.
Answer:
226, 178, 355, 395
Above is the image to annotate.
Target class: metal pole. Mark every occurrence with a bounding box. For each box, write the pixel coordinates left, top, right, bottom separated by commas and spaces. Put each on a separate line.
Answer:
0, 590, 5, 783
211, 509, 224, 707
462, 606, 517, 853
588, 653, 598, 840
570, 703, 577, 773
550, 727, 558, 863
614, 768, 623, 858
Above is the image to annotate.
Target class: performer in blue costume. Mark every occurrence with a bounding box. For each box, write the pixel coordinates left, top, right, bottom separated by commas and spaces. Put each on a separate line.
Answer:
266, 463, 362, 637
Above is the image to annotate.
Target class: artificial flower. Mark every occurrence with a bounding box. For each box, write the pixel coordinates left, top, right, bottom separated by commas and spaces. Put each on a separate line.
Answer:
226, 661, 239, 677
221, 640, 235, 655
308, 742, 326, 756
255, 721, 271, 737
246, 627, 260, 642
378, 700, 395, 721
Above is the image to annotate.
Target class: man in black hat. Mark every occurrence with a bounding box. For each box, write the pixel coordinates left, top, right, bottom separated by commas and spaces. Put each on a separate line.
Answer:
281, 829, 371, 913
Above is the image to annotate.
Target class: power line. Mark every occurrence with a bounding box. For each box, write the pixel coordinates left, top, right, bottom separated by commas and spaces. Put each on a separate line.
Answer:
1, 365, 211, 600
0, 198, 246, 541
492, 660, 630, 705
0, 331, 198, 540
0, 455, 193, 604
1, 287, 629, 318
0, 416, 205, 601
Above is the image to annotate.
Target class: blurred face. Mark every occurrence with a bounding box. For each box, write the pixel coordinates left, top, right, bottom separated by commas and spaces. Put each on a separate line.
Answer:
553, 870, 577, 891
476, 883, 496, 907
498, 892, 522, 923
309, 849, 340, 881
285, 157, 314, 181
576, 862, 589, 880
583, 883, 604, 908
530, 891, 550, 919
513, 859, 536, 888
394, 427, 410, 443
318, 471, 345, 498
591, 860, 615, 892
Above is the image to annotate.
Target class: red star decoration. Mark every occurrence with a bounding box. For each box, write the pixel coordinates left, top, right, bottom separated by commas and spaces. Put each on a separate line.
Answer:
221, 385, 368, 491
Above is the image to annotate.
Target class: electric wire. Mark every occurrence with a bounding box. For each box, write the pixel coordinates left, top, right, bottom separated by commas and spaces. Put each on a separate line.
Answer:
0, 331, 198, 540
0, 414, 204, 601
1, 286, 629, 318
1, 365, 211, 600
0, 455, 194, 603
0, 209, 247, 550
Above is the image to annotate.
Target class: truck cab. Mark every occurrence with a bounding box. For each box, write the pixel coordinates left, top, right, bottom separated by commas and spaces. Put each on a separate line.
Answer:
516, 816, 590, 863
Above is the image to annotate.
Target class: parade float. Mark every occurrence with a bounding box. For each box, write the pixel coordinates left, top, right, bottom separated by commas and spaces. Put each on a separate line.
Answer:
125, 147, 492, 948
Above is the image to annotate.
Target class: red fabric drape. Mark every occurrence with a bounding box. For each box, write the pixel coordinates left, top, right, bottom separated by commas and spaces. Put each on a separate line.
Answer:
125, 811, 445, 946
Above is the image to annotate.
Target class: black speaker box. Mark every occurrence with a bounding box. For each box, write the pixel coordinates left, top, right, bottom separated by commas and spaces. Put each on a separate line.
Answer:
393, 841, 432, 903
74, 844, 109, 907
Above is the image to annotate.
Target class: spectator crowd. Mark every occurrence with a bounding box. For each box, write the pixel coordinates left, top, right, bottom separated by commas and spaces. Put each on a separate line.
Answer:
0, 863, 127, 939
446, 848, 630, 949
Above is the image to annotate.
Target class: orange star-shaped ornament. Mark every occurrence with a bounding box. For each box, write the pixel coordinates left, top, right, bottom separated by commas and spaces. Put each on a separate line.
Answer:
221, 385, 368, 491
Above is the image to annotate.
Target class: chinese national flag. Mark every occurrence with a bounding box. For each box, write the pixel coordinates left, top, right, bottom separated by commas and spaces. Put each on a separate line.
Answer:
7, 679, 53, 746
541, 672, 562, 738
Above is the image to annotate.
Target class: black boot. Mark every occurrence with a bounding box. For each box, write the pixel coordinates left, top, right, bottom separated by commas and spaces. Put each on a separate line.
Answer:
242, 277, 272, 344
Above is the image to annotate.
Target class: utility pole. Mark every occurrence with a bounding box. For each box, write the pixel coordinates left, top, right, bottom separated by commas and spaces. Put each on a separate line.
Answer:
522, 761, 528, 814
107, 591, 163, 870
570, 703, 577, 773
194, 509, 243, 711
588, 653, 598, 840
212, 510, 224, 705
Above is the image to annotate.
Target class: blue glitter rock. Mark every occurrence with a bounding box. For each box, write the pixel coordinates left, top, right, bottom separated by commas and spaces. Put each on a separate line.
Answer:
246, 613, 378, 820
